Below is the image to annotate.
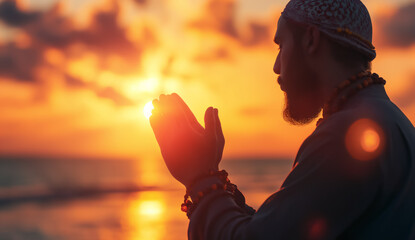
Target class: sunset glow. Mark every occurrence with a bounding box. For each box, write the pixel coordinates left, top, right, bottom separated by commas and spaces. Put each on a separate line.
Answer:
1, 1, 414, 239
126, 192, 167, 240
138, 200, 164, 218
0, 0, 413, 160
144, 101, 154, 119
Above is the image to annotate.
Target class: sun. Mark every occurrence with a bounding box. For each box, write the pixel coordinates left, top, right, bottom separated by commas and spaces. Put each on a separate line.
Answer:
143, 101, 154, 119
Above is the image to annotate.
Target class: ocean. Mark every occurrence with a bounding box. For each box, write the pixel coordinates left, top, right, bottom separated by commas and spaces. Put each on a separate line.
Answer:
0, 156, 293, 240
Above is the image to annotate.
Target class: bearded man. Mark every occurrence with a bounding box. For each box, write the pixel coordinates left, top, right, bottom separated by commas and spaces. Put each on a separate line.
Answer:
150, 0, 415, 239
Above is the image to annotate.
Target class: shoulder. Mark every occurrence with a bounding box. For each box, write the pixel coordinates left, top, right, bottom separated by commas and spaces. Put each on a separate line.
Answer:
294, 99, 387, 175
297, 86, 413, 168
283, 107, 382, 192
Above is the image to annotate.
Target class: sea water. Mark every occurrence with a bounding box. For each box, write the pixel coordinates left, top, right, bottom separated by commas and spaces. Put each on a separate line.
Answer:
0, 156, 292, 240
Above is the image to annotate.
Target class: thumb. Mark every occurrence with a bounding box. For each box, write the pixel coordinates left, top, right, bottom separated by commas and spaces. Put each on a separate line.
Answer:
214, 108, 225, 145
204, 107, 215, 139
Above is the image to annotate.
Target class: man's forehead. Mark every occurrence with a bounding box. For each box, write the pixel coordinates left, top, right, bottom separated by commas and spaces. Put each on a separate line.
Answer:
274, 17, 285, 43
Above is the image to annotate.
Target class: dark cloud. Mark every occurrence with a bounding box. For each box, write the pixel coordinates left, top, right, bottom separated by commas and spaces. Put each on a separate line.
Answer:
190, 0, 238, 38
26, 3, 144, 62
0, 0, 156, 82
65, 74, 88, 88
0, 0, 155, 106
65, 75, 134, 107
0, 0, 41, 27
0, 42, 43, 82
133, 0, 148, 7
188, 0, 273, 48
244, 21, 274, 46
380, 2, 415, 47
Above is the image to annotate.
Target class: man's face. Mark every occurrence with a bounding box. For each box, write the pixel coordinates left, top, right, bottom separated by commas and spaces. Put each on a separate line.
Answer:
273, 17, 324, 125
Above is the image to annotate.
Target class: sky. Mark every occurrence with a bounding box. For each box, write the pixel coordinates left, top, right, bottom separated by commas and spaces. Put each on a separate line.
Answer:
0, 0, 414, 162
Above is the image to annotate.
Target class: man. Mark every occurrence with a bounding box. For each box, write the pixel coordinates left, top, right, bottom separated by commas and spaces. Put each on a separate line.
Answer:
150, 0, 415, 239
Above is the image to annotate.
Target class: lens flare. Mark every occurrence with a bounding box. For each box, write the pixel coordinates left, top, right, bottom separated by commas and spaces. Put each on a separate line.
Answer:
345, 118, 385, 161
143, 101, 154, 119
361, 129, 380, 153
308, 218, 327, 240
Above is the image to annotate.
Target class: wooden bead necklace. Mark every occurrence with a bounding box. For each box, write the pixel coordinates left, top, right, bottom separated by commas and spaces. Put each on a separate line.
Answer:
317, 71, 386, 127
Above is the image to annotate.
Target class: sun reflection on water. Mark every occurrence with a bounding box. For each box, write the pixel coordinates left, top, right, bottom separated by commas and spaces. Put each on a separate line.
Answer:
138, 199, 164, 218
126, 191, 166, 240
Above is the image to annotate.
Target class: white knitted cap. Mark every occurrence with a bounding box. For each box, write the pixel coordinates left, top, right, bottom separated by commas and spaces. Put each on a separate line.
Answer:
282, 0, 376, 60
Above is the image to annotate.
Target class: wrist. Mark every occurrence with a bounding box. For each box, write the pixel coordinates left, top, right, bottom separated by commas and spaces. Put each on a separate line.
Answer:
181, 170, 239, 218
186, 169, 223, 189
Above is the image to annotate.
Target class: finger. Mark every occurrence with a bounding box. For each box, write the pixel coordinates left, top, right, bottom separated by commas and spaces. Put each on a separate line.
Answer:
214, 108, 225, 145
150, 97, 171, 145
149, 112, 167, 146
213, 108, 225, 165
165, 94, 187, 126
152, 99, 160, 116
158, 94, 171, 116
159, 94, 167, 102
171, 93, 204, 133
204, 107, 215, 140
158, 94, 181, 128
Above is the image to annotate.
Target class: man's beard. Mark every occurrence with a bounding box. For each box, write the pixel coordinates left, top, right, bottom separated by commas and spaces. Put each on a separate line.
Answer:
282, 75, 325, 125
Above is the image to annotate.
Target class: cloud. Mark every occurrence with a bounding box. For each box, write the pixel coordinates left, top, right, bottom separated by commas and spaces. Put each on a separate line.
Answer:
0, 42, 43, 82
26, 3, 145, 62
65, 75, 134, 107
379, 2, 415, 47
0, 0, 41, 27
194, 47, 231, 62
393, 74, 415, 108
189, 0, 238, 38
244, 21, 275, 46
95, 87, 134, 106
187, 0, 274, 48
0, 0, 156, 106
133, 0, 148, 7
0, 0, 157, 82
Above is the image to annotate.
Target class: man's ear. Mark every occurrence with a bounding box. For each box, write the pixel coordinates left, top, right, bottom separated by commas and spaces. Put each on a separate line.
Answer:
303, 25, 320, 54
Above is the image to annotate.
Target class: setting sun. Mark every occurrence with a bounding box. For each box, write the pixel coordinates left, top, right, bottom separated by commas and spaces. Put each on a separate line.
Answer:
0, 0, 414, 239
144, 101, 154, 119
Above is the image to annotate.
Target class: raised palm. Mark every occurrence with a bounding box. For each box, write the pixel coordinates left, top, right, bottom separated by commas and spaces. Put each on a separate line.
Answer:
149, 93, 225, 187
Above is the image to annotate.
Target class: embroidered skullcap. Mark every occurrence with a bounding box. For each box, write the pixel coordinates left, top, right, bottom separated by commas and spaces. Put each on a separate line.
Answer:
282, 0, 376, 60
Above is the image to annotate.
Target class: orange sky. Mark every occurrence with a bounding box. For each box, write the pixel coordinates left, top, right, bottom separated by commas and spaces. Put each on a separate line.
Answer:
0, 0, 414, 162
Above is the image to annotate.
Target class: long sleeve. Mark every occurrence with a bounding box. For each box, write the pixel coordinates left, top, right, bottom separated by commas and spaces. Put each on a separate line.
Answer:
188, 118, 382, 240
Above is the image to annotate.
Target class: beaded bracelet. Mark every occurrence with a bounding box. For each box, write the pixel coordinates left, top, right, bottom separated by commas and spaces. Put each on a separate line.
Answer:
181, 170, 237, 217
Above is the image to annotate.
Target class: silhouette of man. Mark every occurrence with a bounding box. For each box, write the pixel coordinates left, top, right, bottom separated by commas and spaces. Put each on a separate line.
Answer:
150, 0, 415, 239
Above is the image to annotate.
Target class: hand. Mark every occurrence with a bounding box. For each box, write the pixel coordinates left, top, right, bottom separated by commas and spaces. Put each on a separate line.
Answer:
149, 93, 225, 187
